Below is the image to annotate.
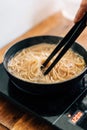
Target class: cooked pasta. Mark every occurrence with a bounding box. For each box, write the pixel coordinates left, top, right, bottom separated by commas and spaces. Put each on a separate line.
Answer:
8, 43, 86, 83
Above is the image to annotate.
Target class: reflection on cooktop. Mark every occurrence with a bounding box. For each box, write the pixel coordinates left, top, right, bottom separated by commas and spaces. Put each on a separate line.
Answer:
8, 79, 85, 117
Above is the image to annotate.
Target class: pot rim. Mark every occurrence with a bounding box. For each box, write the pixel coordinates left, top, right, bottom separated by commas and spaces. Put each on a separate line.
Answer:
3, 35, 87, 86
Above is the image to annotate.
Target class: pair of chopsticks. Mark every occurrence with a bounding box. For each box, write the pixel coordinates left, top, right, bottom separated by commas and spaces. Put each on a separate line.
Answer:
42, 12, 87, 75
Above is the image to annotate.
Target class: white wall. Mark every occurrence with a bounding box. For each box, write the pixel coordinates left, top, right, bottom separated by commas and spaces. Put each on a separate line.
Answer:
60, 0, 81, 20
0, 0, 81, 48
0, 0, 61, 48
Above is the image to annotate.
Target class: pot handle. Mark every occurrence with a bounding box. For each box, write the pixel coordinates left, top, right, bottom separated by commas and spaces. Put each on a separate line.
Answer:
84, 68, 87, 87
86, 68, 87, 74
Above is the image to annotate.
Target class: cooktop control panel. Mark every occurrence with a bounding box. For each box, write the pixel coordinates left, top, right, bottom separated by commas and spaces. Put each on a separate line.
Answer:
58, 107, 87, 130
55, 75, 87, 130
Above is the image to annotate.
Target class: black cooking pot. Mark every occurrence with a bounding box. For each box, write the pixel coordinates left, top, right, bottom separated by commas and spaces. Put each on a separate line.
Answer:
3, 36, 87, 95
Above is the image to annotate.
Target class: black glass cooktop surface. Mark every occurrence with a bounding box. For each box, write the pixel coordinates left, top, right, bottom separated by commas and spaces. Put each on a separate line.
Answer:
0, 63, 87, 130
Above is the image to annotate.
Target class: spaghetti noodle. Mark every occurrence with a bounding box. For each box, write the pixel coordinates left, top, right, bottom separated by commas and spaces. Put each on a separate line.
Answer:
8, 43, 86, 83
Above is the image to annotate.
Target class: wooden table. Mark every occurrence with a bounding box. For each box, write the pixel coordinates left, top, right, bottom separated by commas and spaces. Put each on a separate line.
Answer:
0, 12, 87, 130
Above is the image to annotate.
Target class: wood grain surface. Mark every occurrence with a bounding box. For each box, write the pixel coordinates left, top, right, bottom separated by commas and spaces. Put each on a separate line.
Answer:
0, 11, 87, 130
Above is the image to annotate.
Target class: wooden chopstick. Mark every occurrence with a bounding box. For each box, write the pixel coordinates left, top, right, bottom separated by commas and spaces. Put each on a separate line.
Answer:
43, 12, 87, 75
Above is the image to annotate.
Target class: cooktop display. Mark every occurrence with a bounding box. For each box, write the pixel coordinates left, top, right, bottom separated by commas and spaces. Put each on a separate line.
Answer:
0, 63, 87, 130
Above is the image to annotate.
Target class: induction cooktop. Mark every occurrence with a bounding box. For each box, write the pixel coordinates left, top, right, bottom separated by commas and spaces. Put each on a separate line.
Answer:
0, 63, 87, 130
